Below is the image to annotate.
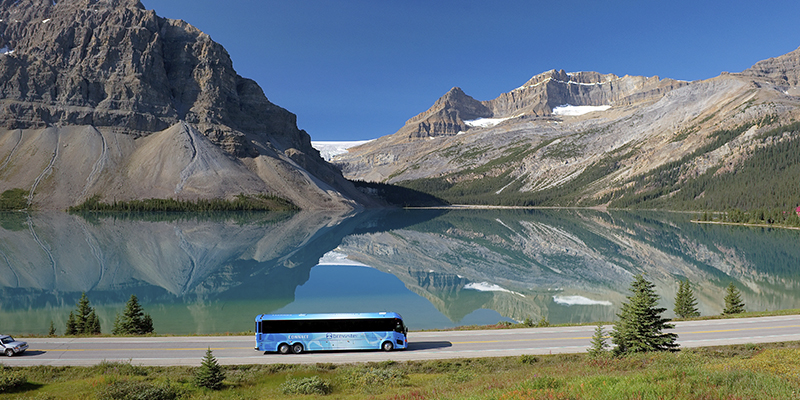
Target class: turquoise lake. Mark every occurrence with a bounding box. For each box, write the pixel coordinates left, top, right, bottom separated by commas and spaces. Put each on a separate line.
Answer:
1, 209, 799, 335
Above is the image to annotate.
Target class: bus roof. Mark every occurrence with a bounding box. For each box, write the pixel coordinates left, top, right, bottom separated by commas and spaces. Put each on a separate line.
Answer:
255, 312, 403, 322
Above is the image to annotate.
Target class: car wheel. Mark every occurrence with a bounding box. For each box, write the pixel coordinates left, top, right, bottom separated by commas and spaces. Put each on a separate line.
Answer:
291, 343, 304, 354
382, 341, 394, 351
4, 349, 13, 357
278, 343, 291, 354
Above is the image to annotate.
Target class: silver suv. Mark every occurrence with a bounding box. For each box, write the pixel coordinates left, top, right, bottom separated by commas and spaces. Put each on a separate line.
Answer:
1, 335, 28, 356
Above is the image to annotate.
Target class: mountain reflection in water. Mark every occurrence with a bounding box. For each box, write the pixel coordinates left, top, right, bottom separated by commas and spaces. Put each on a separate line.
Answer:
1, 209, 798, 335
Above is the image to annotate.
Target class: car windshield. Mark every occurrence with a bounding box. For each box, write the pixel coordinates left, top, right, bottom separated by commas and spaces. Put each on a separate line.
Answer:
1, 337, 13, 344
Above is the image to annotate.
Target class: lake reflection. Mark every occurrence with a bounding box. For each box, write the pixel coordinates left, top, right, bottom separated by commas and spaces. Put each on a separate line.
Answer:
1, 209, 799, 335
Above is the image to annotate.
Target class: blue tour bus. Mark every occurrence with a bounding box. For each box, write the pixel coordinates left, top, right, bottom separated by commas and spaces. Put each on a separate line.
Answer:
255, 312, 408, 354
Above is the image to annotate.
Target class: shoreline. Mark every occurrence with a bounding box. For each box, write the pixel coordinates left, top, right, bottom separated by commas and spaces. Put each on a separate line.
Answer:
691, 220, 800, 230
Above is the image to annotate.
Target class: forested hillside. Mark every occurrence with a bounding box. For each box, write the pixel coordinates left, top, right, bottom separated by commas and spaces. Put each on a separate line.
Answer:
399, 118, 800, 212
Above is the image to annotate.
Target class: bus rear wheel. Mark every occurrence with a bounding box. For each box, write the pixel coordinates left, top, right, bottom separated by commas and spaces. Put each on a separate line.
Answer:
291, 343, 304, 354
382, 341, 394, 351
278, 343, 291, 354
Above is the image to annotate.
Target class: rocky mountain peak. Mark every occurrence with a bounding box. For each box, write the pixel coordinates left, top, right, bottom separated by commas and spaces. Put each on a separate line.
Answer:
0, 0, 312, 155
0, 0, 378, 210
389, 86, 492, 140
519, 69, 619, 88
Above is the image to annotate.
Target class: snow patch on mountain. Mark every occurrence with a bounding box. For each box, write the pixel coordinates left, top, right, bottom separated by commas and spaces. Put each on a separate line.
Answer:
553, 295, 612, 306
465, 114, 524, 128
317, 251, 371, 267
312, 140, 372, 161
465, 282, 525, 297
552, 104, 611, 116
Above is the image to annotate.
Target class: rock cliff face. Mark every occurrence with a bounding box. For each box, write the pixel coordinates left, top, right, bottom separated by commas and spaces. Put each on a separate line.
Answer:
372, 69, 687, 143
0, 0, 374, 210
401, 87, 492, 139
741, 46, 800, 92
489, 70, 686, 117
334, 46, 800, 206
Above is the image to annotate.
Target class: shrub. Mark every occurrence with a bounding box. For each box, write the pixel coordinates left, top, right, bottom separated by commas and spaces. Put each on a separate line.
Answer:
518, 375, 563, 390
279, 376, 332, 395
0, 367, 27, 392
95, 379, 182, 400
339, 367, 408, 392
519, 354, 538, 364
93, 360, 148, 377
446, 369, 475, 383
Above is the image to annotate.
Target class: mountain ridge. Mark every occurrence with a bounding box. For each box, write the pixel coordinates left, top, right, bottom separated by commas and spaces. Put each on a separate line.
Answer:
334, 46, 800, 210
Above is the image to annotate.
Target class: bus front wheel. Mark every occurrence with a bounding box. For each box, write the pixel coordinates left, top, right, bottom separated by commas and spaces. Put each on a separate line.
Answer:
278, 343, 291, 354
382, 341, 394, 351
291, 343, 304, 354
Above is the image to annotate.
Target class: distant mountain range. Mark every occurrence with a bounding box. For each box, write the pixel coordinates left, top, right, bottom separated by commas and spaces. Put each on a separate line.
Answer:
3, 0, 799, 212
0, 0, 378, 210
333, 48, 800, 210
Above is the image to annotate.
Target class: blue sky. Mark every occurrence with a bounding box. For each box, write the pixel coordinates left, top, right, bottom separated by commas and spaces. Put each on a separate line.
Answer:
145, 0, 800, 141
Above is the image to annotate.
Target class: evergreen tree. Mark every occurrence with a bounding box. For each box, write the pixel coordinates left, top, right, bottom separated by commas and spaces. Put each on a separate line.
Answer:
66, 312, 77, 335
194, 348, 225, 390
722, 282, 746, 315
611, 274, 679, 355
65, 292, 101, 335
87, 310, 101, 334
587, 323, 609, 358
673, 279, 700, 318
48, 320, 56, 336
113, 295, 155, 335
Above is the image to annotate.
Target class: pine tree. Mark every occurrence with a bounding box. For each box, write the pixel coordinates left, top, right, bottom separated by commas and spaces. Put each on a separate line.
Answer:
66, 292, 101, 335
674, 279, 700, 318
87, 310, 101, 334
66, 312, 77, 335
587, 323, 609, 358
48, 320, 56, 336
611, 274, 679, 355
194, 348, 225, 390
113, 295, 155, 335
722, 282, 746, 315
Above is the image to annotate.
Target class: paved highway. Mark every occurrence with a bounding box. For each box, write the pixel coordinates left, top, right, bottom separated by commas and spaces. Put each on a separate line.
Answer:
3, 315, 799, 367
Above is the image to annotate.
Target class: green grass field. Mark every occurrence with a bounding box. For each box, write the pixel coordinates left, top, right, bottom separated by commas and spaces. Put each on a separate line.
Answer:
2, 342, 800, 399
